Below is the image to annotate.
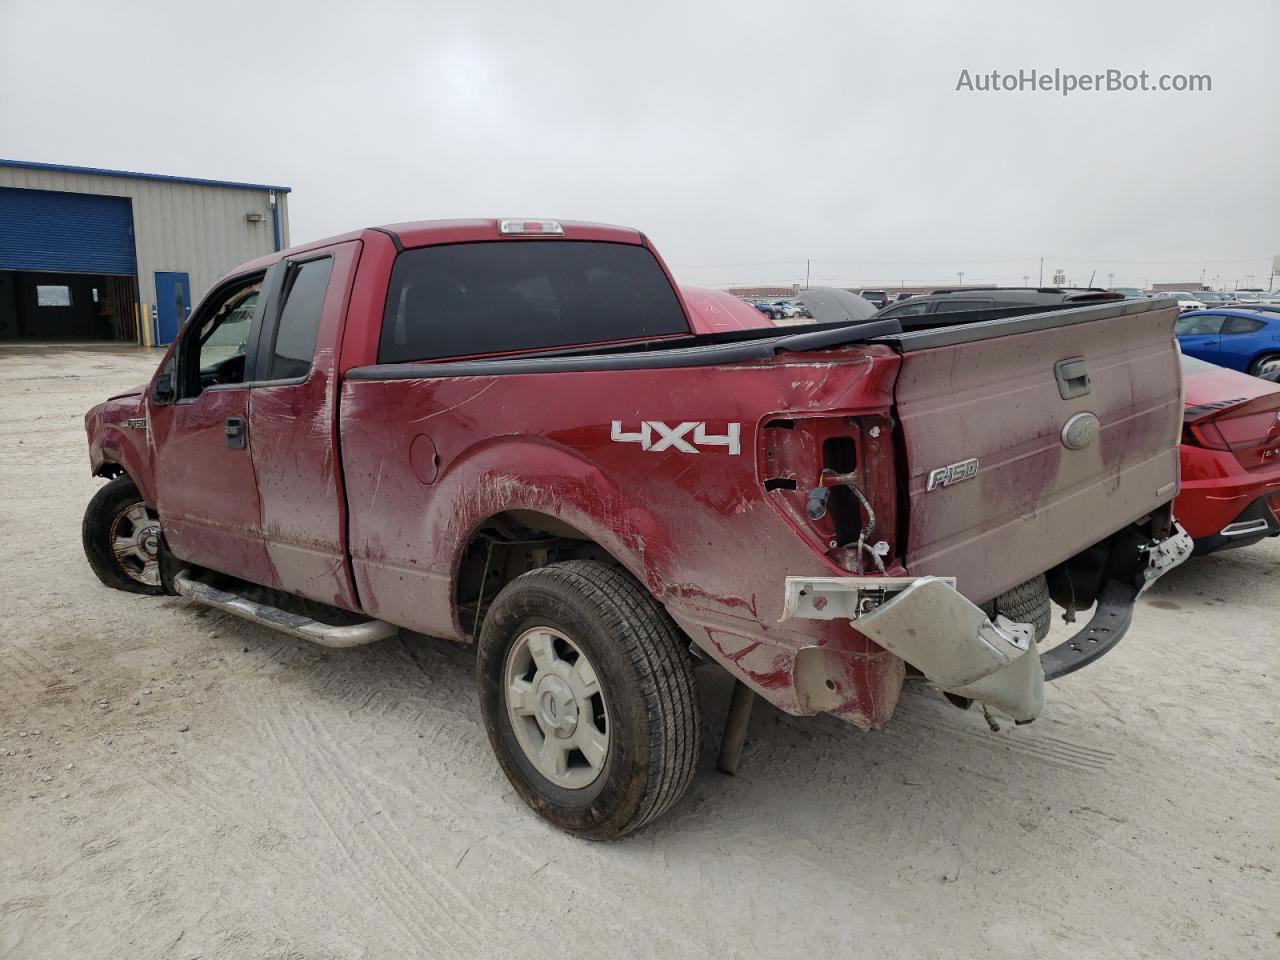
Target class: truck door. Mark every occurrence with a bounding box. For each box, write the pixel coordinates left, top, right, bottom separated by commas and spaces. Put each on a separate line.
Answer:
149, 273, 278, 587
247, 240, 363, 610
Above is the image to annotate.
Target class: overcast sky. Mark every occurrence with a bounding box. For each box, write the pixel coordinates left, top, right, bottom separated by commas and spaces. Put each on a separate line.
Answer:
2, 0, 1278, 290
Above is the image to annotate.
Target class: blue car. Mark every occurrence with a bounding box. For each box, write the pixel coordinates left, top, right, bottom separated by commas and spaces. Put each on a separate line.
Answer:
1174, 307, 1280, 378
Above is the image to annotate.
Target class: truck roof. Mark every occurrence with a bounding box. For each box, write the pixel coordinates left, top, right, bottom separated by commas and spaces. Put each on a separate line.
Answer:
229, 219, 648, 280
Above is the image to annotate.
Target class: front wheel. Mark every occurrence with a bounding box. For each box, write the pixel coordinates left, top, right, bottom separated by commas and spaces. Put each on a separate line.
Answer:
82, 475, 164, 594
476, 560, 701, 839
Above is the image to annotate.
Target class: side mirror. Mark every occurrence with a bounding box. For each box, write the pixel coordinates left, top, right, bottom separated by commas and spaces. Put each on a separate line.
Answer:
152, 373, 175, 405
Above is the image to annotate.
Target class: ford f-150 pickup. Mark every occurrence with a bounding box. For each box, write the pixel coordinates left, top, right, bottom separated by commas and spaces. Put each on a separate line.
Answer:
82, 218, 1192, 837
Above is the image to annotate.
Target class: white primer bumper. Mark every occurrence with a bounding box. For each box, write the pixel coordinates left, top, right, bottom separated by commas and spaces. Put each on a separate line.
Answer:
783, 575, 1043, 721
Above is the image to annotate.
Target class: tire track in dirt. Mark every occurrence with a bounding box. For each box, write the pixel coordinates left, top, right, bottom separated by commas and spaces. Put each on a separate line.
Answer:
297, 705, 505, 952
255, 705, 474, 955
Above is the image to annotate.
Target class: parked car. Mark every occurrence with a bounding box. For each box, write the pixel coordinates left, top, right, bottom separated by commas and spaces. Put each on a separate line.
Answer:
1177, 355, 1280, 554
1189, 291, 1230, 307
859, 289, 890, 309
1231, 291, 1262, 304
1107, 287, 1148, 300
873, 287, 1122, 322
1174, 307, 1280, 377
773, 300, 800, 318
894, 292, 917, 303
1153, 291, 1209, 311
750, 300, 783, 320
79, 218, 1190, 838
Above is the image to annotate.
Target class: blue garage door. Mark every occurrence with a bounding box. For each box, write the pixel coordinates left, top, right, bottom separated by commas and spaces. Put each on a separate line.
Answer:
0, 186, 137, 275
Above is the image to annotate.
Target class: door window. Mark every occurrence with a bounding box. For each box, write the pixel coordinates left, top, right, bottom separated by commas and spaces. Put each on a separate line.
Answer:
933, 299, 994, 313
179, 278, 264, 397
879, 300, 931, 318
1174, 314, 1225, 336
265, 257, 333, 380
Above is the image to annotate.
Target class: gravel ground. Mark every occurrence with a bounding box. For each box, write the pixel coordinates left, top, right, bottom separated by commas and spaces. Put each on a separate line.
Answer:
1, 343, 1277, 959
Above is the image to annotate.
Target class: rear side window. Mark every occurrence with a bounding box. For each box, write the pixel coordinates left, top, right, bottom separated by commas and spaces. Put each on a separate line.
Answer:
267, 257, 333, 380
1223, 316, 1265, 335
379, 240, 689, 363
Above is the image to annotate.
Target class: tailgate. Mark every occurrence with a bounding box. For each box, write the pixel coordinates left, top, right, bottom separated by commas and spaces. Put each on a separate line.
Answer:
882, 299, 1182, 603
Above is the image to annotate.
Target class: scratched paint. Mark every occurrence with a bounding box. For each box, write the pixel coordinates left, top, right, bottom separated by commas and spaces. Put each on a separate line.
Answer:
337, 345, 907, 726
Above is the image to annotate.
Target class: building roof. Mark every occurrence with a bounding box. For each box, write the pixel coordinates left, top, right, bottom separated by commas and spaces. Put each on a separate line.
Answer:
0, 158, 291, 194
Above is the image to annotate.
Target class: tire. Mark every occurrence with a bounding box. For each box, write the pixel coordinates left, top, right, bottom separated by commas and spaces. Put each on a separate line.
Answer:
476, 560, 700, 839
1248, 353, 1280, 377
82, 475, 164, 595
982, 574, 1051, 642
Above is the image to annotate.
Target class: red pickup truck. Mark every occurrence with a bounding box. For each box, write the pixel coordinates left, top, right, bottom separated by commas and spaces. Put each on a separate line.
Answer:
83, 219, 1192, 837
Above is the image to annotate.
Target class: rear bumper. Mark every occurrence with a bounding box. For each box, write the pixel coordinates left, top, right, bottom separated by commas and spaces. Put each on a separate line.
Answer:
1189, 495, 1280, 555
1176, 451, 1280, 542
783, 523, 1192, 722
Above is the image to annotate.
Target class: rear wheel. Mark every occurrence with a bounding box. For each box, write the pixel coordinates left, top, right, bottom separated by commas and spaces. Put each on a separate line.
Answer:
1248, 353, 1280, 377
82, 476, 163, 595
476, 560, 700, 839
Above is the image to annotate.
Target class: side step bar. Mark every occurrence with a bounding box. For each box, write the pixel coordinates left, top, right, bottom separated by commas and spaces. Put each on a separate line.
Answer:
173, 572, 398, 648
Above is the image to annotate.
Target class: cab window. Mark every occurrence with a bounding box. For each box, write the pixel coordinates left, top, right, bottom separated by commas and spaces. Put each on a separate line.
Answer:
378, 241, 688, 363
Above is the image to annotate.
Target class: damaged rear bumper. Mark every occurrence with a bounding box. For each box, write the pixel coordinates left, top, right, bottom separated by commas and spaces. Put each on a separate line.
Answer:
782, 523, 1193, 722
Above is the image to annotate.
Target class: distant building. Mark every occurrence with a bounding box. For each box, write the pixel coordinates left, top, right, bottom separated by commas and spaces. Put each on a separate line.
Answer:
0, 159, 291, 346
1152, 282, 1206, 292
725, 286, 797, 298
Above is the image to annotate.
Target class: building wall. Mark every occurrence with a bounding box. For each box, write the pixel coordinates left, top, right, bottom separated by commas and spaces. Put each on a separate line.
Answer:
0, 166, 290, 344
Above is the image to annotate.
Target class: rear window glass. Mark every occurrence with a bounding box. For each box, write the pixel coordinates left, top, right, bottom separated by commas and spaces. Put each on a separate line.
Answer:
379, 241, 689, 363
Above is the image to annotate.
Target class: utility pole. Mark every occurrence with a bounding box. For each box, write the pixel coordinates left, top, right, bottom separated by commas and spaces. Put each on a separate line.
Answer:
957, 271, 964, 287
1022, 275, 1030, 286
1107, 272, 1114, 288
805, 259, 810, 290
1039, 257, 1044, 286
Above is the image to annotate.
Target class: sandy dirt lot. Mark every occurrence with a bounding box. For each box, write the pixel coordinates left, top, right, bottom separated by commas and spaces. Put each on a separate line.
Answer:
1, 344, 1277, 959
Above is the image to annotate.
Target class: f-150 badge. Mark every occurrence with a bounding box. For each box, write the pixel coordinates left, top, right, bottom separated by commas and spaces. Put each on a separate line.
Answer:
926, 457, 978, 491
610, 421, 741, 455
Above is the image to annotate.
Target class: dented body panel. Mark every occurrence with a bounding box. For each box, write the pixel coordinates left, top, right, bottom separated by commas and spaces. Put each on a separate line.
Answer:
338, 346, 908, 727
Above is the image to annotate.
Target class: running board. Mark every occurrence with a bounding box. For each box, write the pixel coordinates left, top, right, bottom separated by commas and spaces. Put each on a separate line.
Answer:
172, 572, 398, 648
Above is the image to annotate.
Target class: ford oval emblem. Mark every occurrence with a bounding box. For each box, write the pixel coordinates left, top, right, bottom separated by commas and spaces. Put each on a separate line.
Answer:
1061, 412, 1100, 450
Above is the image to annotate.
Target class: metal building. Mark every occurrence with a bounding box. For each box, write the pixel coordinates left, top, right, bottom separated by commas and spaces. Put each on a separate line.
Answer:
0, 159, 290, 346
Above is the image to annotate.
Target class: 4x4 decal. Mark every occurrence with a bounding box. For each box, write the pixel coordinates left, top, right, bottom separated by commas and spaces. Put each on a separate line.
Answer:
610, 421, 741, 455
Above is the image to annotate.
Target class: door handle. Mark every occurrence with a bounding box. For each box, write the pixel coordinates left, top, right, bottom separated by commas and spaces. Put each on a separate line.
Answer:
225, 417, 247, 450
1055, 356, 1091, 400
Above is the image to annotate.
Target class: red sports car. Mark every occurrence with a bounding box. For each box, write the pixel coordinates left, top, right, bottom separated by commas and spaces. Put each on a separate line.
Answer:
1178, 356, 1280, 554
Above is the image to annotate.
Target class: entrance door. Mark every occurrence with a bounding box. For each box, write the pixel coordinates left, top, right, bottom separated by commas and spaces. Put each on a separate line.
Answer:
148, 272, 277, 587
155, 271, 191, 345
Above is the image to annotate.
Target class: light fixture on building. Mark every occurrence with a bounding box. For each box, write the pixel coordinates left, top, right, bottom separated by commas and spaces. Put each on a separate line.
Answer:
246, 212, 266, 223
